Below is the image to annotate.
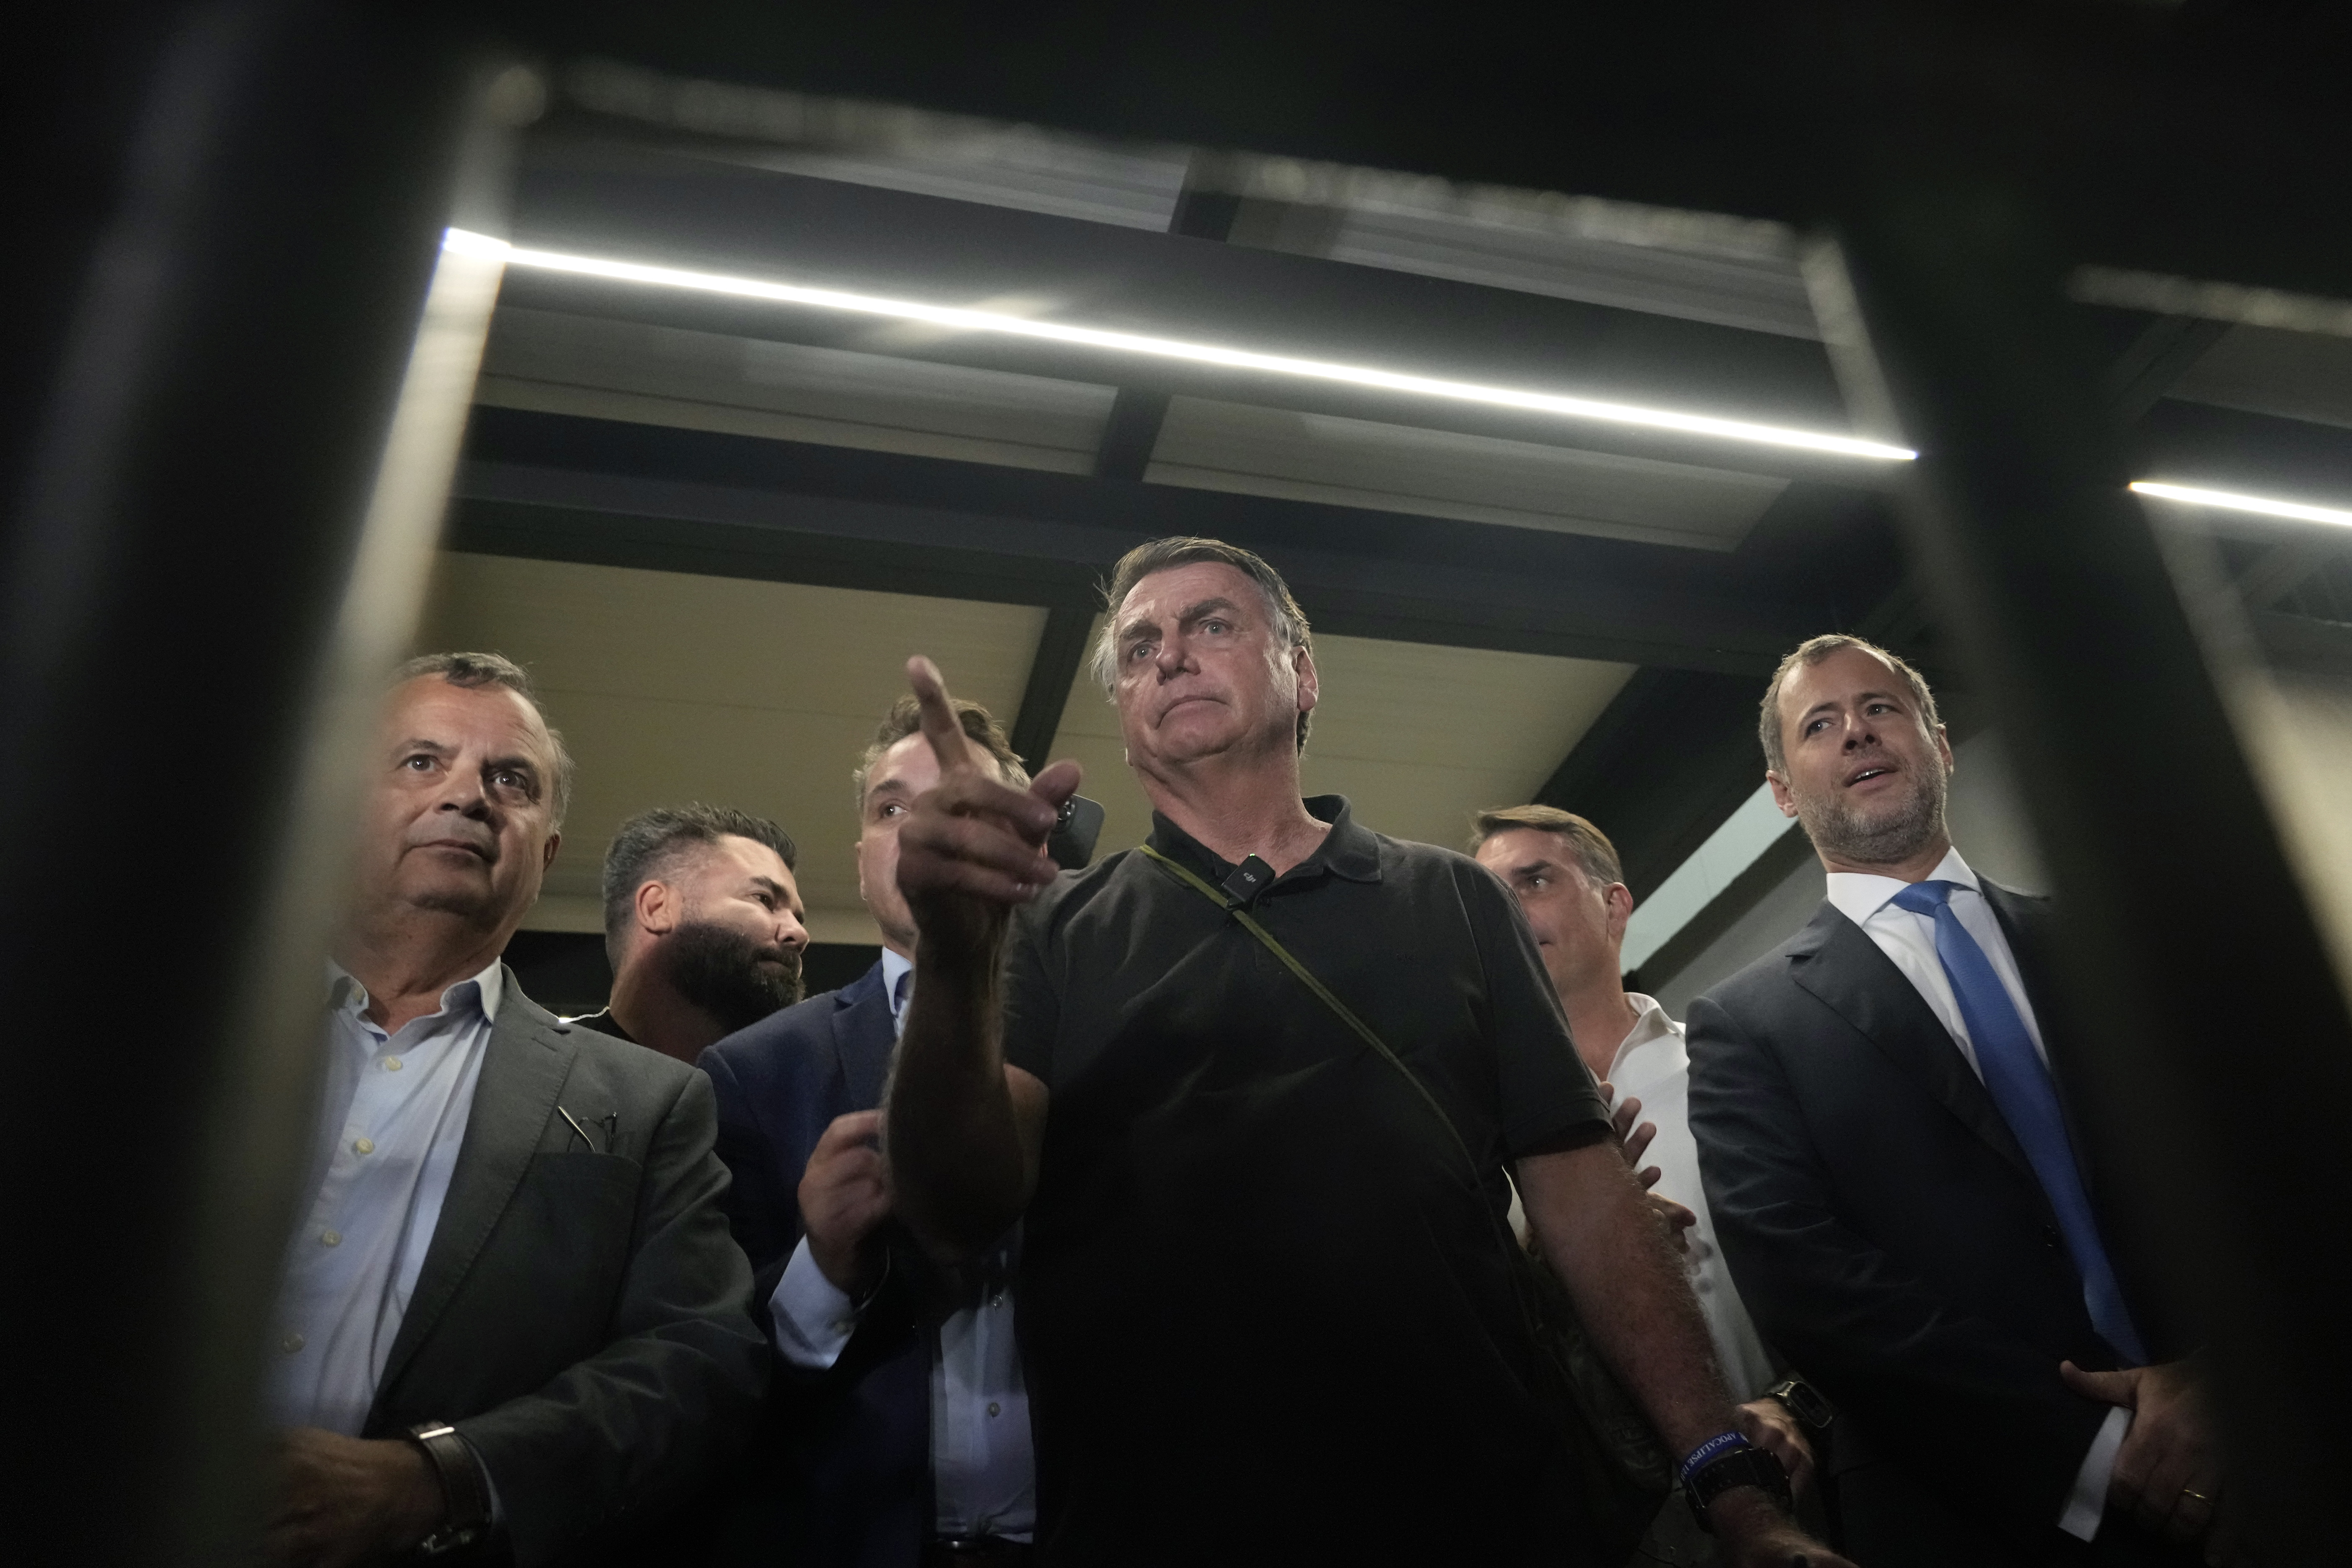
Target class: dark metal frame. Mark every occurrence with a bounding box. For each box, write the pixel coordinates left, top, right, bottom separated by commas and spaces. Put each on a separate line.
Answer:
15, 3, 2352, 1560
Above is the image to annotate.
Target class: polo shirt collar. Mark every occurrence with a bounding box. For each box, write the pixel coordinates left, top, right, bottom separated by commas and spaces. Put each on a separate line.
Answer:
1146, 794, 1382, 886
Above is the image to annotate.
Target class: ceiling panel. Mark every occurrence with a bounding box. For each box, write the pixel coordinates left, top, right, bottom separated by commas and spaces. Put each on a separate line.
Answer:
415, 552, 1046, 938
2168, 324, 2352, 431
1291, 208, 1818, 340
737, 138, 1190, 231
477, 306, 1117, 472
1147, 397, 1789, 550
1047, 624, 1635, 861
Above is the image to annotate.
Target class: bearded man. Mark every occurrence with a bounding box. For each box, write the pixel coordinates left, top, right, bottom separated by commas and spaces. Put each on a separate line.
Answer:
1687, 635, 2228, 1568
591, 804, 810, 1064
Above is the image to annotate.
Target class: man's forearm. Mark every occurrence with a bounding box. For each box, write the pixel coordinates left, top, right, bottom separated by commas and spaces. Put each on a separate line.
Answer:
884, 941, 1026, 1261
1522, 1141, 1739, 1457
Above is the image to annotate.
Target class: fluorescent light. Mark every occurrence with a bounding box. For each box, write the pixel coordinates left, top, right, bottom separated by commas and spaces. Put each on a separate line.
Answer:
2131, 481, 2352, 530
444, 228, 1915, 463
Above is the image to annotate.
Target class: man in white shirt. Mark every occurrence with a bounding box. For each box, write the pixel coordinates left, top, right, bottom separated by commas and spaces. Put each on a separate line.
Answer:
701, 695, 1036, 1565
1470, 805, 1782, 1404
1687, 634, 2226, 1567
265, 652, 766, 1567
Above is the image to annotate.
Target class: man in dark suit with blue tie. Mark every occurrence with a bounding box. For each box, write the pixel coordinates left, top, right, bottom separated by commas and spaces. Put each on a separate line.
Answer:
1688, 635, 2231, 1568
701, 696, 1037, 1568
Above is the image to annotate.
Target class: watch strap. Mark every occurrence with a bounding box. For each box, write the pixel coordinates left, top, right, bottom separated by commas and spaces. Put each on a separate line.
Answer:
403, 1421, 493, 1555
1684, 1443, 1794, 1533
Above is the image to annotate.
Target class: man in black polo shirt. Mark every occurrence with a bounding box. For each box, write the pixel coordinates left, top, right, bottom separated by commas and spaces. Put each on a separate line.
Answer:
886, 537, 1847, 1567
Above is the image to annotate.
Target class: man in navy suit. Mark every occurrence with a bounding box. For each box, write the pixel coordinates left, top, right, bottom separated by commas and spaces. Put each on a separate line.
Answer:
1688, 635, 2228, 1567
701, 696, 1036, 1567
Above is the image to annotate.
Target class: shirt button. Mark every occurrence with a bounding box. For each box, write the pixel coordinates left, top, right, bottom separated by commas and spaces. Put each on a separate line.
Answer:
383, 1057, 402, 1072
320, 1230, 341, 1247
987, 1402, 1001, 1418
353, 1137, 374, 1155
281, 1332, 306, 1355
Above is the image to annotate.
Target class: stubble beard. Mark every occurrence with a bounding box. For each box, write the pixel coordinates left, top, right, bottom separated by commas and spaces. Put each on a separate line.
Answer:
1795, 762, 1949, 869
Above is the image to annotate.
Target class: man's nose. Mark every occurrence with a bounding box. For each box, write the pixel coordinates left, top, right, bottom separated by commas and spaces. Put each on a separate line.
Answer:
1153, 634, 1191, 677
776, 910, 810, 950
434, 774, 491, 813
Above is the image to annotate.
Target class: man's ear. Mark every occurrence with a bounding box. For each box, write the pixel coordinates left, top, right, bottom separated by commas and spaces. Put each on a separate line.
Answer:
1603, 881, 1635, 943
1933, 722, 1956, 775
634, 877, 680, 937
541, 830, 562, 872
1292, 644, 1320, 715
1766, 771, 1799, 819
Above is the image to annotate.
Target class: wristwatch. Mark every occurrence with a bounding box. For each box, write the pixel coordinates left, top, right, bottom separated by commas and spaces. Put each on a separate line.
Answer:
1763, 1374, 1836, 1439
1682, 1437, 1794, 1533
402, 1420, 495, 1556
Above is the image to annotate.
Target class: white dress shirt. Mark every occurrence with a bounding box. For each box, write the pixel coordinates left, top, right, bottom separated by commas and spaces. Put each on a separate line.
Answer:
270, 961, 500, 1436
1604, 994, 1779, 1402
1825, 847, 2128, 1542
771, 949, 1036, 1540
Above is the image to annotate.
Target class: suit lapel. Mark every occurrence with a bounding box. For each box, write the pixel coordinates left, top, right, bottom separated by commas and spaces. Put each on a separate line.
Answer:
376, 971, 578, 1398
833, 961, 897, 1112
1787, 902, 2040, 1186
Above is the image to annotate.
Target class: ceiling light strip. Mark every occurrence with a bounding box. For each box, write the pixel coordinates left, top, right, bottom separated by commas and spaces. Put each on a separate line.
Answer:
2131, 480, 2352, 530
445, 228, 1916, 463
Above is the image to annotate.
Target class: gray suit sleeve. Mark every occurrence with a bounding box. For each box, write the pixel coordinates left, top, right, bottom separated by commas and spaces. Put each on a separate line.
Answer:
454, 1068, 771, 1566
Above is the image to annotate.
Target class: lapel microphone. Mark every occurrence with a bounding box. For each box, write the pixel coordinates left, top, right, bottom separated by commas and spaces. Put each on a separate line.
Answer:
1220, 854, 1276, 905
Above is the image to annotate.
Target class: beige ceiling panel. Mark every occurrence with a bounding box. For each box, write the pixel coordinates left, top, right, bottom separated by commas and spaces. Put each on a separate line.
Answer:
416, 552, 1045, 931
1047, 621, 1635, 862
477, 307, 1116, 472
1147, 397, 1787, 551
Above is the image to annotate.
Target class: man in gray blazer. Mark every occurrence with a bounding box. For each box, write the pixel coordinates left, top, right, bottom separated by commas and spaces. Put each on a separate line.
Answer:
263, 652, 768, 1567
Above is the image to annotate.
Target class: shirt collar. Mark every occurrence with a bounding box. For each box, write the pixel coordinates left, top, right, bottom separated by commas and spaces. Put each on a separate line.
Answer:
1823, 845, 1980, 928
1145, 794, 1382, 887
325, 956, 505, 1027
879, 946, 914, 1023
1607, 991, 1684, 1080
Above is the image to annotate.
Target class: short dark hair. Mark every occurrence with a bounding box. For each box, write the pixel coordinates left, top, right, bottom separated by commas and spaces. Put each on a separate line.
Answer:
1757, 634, 1942, 776
394, 651, 576, 825
1089, 536, 1315, 751
601, 804, 798, 954
1469, 805, 1624, 888
852, 696, 1029, 809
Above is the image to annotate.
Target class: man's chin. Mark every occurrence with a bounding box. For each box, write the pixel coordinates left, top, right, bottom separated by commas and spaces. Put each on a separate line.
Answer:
405, 882, 506, 920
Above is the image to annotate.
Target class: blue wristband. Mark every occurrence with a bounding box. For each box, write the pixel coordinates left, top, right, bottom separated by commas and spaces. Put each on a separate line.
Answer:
1678, 1431, 1752, 1486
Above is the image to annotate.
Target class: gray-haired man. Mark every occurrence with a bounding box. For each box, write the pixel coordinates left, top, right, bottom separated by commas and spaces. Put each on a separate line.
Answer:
262, 653, 766, 1567
885, 538, 1847, 1566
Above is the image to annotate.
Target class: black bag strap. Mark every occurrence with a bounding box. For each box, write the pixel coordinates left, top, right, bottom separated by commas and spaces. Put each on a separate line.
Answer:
1135, 842, 1680, 1530
1134, 843, 1486, 1189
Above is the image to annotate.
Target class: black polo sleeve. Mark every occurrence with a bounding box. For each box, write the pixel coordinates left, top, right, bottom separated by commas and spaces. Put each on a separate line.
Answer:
1462, 860, 1611, 1158
999, 888, 1062, 1087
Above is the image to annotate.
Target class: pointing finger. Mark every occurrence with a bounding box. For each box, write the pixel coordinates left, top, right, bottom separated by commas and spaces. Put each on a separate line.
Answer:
908, 656, 981, 778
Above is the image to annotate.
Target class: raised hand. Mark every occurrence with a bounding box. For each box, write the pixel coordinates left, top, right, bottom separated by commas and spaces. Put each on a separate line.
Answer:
893, 657, 1081, 959
799, 1110, 891, 1295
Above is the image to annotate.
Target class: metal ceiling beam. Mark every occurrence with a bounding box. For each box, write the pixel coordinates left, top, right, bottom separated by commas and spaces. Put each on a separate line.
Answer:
508, 3, 2352, 309
449, 407, 1854, 673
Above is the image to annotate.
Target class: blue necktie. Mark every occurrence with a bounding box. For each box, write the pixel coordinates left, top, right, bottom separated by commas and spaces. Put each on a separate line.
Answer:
1889, 880, 2148, 1366
891, 970, 911, 1036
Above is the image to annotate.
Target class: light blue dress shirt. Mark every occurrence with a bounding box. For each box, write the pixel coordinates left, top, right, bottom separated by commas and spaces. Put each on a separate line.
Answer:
771, 948, 1037, 1540
268, 960, 500, 1436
